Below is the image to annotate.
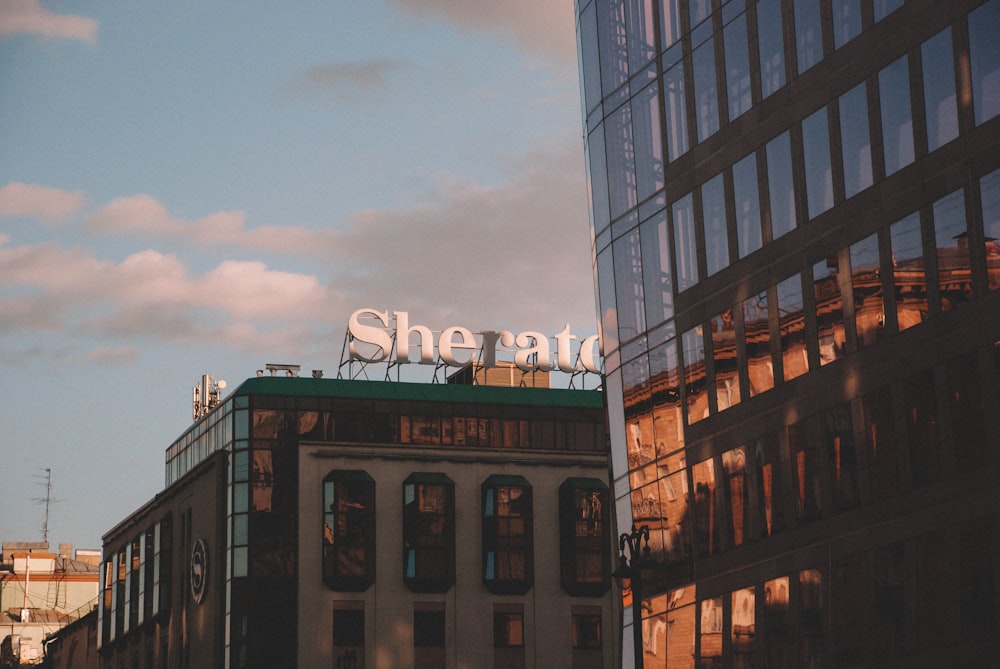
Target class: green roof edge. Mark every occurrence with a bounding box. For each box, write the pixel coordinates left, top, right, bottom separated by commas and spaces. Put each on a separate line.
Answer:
229, 376, 604, 409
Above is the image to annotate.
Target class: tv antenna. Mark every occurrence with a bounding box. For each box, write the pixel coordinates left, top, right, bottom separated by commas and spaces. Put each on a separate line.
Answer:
30, 468, 64, 544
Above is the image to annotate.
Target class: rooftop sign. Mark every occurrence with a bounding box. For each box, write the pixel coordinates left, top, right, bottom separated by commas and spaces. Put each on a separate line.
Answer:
346, 308, 602, 374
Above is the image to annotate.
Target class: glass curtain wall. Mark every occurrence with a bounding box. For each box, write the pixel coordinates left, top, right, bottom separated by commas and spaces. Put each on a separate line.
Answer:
577, 0, 1000, 666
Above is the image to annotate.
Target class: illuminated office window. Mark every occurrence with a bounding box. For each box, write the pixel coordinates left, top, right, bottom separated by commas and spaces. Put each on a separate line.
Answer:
493, 605, 525, 669
722, 446, 751, 547
732, 587, 756, 668
712, 308, 740, 411
699, 597, 724, 663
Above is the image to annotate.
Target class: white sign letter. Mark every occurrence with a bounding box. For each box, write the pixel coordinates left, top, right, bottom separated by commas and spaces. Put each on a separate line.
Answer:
348, 308, 392, 362
438, 326, 477, 367
395, 311, 435, 364
514, 331, 551, 372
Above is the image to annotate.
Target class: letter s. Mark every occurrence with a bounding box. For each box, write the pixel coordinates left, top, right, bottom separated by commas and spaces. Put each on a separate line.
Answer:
348, 308, 392, 362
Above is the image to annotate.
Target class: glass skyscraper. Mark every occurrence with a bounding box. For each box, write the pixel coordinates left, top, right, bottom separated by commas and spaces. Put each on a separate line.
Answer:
576, 0, 1000, 666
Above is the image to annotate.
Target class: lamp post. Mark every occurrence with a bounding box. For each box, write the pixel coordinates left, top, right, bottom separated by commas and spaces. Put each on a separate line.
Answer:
613, 524, 658, 669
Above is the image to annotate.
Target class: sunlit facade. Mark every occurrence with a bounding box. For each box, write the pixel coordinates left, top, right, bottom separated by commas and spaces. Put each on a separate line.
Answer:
576, 0, 1000, 666
98, 377, 614, 669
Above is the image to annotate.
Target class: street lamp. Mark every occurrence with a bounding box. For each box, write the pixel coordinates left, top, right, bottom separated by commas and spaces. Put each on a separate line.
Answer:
613, 525, 658, 669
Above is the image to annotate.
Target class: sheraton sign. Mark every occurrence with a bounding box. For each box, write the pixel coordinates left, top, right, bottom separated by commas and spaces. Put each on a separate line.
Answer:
347, 308, 602, 374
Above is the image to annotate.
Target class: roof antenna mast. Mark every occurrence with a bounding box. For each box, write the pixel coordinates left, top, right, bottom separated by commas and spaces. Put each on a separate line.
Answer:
30, 468, 62, 544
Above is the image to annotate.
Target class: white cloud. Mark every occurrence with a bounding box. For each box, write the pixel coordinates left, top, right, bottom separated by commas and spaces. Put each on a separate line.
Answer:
3, 138, 597, 364
0, 182, 85, 221
0, 0, 97, 43
388, 0, 577, 69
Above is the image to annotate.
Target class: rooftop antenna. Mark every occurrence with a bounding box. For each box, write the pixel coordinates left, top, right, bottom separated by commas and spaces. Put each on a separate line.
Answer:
30, 468, 63, 544
193, 374, 227, 420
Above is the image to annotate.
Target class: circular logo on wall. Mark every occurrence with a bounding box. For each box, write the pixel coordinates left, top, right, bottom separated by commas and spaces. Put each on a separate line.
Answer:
190, 539, 208, 604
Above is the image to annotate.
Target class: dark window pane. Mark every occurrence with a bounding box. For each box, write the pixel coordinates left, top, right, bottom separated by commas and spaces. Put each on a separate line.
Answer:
724, 13, 752, 121
633, 81, 664, 202
625, 0, 657, 73
839, 83, 873, 198
699, 597, 724, 663
332, 609, 365, 647
802, 107, 833, 219
323, 471, 375, 591
683, 326, 708, 424
969, 0, 1000, 125
596, 247, 619, 355
693, 36, 720, 142
693, 458, 722, 556
660, 0, 682, 51
766, 131, 797, 239
832, 0, 861, 48
932, 189, 971, 311
757, 0, 787, 98
414, 610, 445, 648
790, 419, 824, 523
483, 478, 533, 595
862, 386, 899, 500
813, 258, 845, 365
763, 576, 791, 668
712, 308, 741, 410
673, 193, 698, 291
873, 0, 904, 22
733, 152, 762, 257
879, 56, 915, 176
588, 126, 611, 231
559, 480, 610, 596
403, 477, 455, 592
732, 587, 756, 669
946, 352, 986, 470
743, 290, 773, 396
572, 613, 602, 649
605, 103, 637, 219
614, 229, 646, 341
890, 213, 926, 331
921, 28, 959, 151
822, 404, 858, 510
702, 173, 729, 276
663, 60, 689, 160
777, 273, 808, 382
980, 169, 1000, 291
722, 446, 752, 546
640, 210, 673, 327
799, 570, 825, 668
754, 435, 786, 536
904, 369, 941, 488
794, 0, 823, 74
850, 234, 884, 347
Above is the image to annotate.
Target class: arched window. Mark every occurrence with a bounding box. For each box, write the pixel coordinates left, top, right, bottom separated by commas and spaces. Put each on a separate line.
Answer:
559, 478, 611, 596
322, 470, 375, 591
403, 473, 455, 592
482, 475, 533, 595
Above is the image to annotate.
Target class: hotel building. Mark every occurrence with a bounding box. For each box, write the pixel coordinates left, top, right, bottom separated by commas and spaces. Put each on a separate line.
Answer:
575, 0, 1000, 666
96, 375, 614, 669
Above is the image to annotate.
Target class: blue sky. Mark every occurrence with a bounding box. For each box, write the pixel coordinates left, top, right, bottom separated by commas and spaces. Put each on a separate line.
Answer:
0, 0, 596, 552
